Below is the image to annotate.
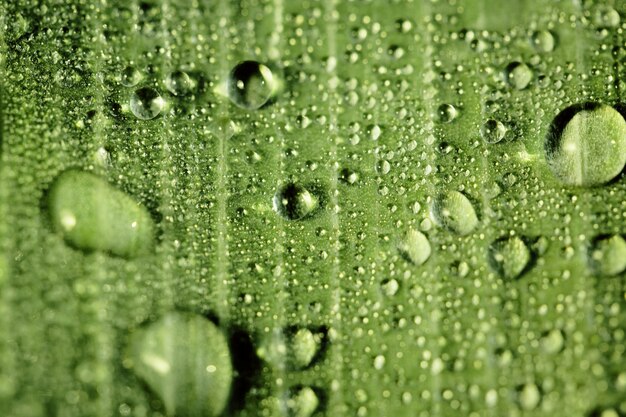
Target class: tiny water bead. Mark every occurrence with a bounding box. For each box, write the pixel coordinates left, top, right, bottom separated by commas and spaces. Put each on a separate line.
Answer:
128, 312, 232, 417
398, 229, 431, 266
47, 170, 154, 258
481, 119, 507, 144
545, 103, 626, 187
430, 191, 478, 236
488, 236, 530, 280
130, 87, 165, 120
504, 62, 533, 90
165, 70, 195, 96
588, 235, 626, 276
227, 61, 278, 110
273, 183, 318, 220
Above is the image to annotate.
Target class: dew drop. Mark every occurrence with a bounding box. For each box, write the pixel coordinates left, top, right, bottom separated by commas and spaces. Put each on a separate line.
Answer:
165, 70, 195, 96
437, 103, 458, 123
398, 229, 431, 266
545, 103, 626, 187
287, 386, 319, 417
592, 5, 620, 28
47, 170, 154, 258
120, 66, 142, 87
130, 87, 165, 120
289, 328, 321, 369
128, 312, 232, 417
431, 191, 478, 236
541, 329, 564, 354
504, 62, 533, 90
481, 119, 507, 144
227, 61, 278, 110
531, 30, 556, 53
588, 235, 626, 276
339, 168, 359, 184
517, 383, 541, 411
488, 236, 530, 280
273, 183, 318, 220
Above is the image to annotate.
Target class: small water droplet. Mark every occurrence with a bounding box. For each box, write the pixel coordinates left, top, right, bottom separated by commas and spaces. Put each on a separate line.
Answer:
128, 312, 232, 417
592, 5, 620, 28
531, 30, 556, 53
545, 103, 626, 187
289, 328, 322, 369
120, 66, 142, 87
130, 87, 165, 120
287, 386, 319, 417
504, 61, 533, 90
488, 236, 530, 279
481, 119, 507, 144
339, 168, 359, 184
398, 229, 431, 266
165, 70, 195, 96
431, 191, 478, 236
437, 103, 458, 123
517, 383, 541, 411
227, 61, 278, 110
273, 183, 318, 220
588, 235, 626, 276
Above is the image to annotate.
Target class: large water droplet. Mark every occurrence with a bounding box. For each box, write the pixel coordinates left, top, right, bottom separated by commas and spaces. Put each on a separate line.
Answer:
130, 87, 165, 120
504, 62, 533, 90
517, 383, 541, 411
227, 61, 278, 110
273, 183, 318, 220
398, 229, 431, 266
545, 103, 626, 187
431, 191, 478, 236
488, 236, 530, 279
47, 170, 154, 258
128, 312, 232, 417
588, 235, 626, 276
437, 103, 458, 123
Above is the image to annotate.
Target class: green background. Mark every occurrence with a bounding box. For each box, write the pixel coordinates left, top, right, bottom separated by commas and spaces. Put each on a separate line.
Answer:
1, 0, 625, 416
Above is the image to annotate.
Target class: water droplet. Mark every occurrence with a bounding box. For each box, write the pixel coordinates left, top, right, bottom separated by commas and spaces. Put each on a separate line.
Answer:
120, 66, 142, 87
47, 170, 154, 258
287, 386, 319, 417
227, 61, 278, 110
488, 236, 530, 279
381, 278, 399, 296
431, 191, 478, 236
592, 5, 620, 28
273, 183, 318, 220
165, 70, 195, 96
504, 62, 533, 90
437, 103, 458, 123
517, 383, 541, 411
531, 30, 556, 53
130, 87, 165, 120
481, 119, 507, 144
128, 312, 232, 417
545, 103, 626, 187
339, 168, 359, 184
290, 328, 321, 369
588, 235, 626, 276
398, 229, 431, 266
541, 329, 564, 354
